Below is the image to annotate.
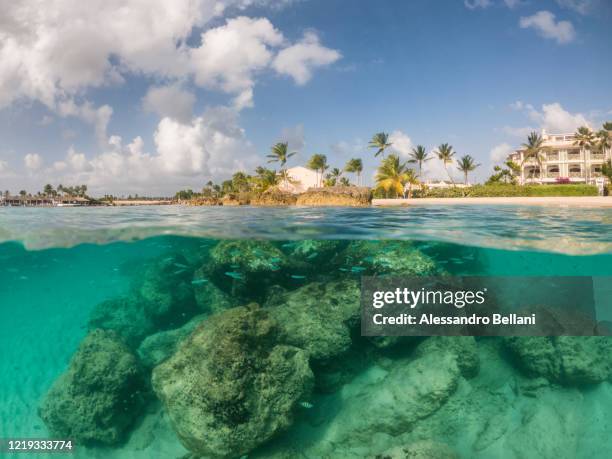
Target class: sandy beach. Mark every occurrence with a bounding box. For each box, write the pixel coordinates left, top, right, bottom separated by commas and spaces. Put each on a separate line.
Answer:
373, 196, 612, 207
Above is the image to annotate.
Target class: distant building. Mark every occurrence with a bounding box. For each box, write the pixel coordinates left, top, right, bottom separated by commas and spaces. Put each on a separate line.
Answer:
278, 166, 320, 194
0, 195, 91, 207
421, 180, 470, 189
508, 130, 610, 185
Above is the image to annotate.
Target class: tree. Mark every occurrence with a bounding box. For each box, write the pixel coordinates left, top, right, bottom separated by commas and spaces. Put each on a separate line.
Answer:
306, 154, 328, 187
596, 127, 611, 161
252, 166, 278, 192
486, 160, 520, 185
339, 177, 351, 186
435, 143, 456, 184
19, 190, 27, 197
602, 160, 612, 182
231, 171, 250, 193
267, 142, 296, 187
344, 158, 363, 185
369, 132, 392, 158
408, 145, 430, 178
456, 155, 481, 185
573, 126, 595, 183
375, 154, 416, 198
521, 132, 547, 182
43, 184, 54, 197
323, 167, 342, 187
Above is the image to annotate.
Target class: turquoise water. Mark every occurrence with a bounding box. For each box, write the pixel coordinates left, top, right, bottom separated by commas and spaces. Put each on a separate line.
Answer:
1, 205, 612, 458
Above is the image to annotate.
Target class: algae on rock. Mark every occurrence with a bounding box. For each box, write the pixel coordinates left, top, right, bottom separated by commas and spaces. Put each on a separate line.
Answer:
39, 329, 147, 445
152, 304, 314, 459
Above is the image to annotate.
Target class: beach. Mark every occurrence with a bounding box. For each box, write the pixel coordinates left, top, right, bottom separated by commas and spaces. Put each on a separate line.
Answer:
373, 196, 612, 207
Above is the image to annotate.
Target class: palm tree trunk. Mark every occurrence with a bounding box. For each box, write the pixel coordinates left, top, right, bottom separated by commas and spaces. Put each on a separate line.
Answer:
464, 171, 468, 185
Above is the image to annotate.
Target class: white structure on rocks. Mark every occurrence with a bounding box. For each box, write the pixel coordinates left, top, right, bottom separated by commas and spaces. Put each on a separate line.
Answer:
278, 166, 320, 193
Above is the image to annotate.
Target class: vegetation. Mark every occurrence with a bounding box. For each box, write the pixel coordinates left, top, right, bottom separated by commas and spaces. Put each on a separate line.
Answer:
573, 126, 596, 182
414, 184, 599, 198
344, 158, 363, 185
407, 145, 430, 178
306, 154, 328, 187
375, 154, 418, 198
520, 132, 548, 181
486, 160, 520, 185
456, 155, 480, 185
368, 132, 392, 158
435, 143, 455, 183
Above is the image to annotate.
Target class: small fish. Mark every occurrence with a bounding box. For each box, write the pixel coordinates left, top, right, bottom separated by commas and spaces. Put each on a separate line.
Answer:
270, 257, 282, 263
162, 257, 174, 263
351, 266, 366, 273
363, 256, 375, 263
239, 455, 248, 459
173, 269, 186, 275
281, 242, 296, 248
306, 252, 318, 260
174, 263, 188, 269
339, 267, 349, 272
191, 279, 209, 285
291, 275, 306, 279
225, 271, 244, 280
230, 264, 240, 269
230, 249, 241, 257
299, 401, 314, 409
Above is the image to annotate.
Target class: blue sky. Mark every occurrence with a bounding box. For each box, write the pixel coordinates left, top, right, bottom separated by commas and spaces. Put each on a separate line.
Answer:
0, 0, 611, 195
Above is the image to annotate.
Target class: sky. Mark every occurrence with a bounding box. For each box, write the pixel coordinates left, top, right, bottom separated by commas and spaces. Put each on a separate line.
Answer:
0, 0, 611, 195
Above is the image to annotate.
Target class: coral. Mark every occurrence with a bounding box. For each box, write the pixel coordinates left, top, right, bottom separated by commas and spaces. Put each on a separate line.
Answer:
192, 267, 235, 315
504, 336, 612, 384
333, 240, 438, 275
152, 305, 313, 459
267, 279, 361, 366
283, 239, 345, 266
137, 315, 206, 368
88, 296, 155, 348
137, 254, 198, 329
39, 330, 147, 445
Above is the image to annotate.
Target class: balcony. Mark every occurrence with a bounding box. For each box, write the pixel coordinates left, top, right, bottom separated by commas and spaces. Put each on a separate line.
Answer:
546, 153, 559, 161
546, 171, 560, 179
567, 152, 581, 160
590, 153, 604, 160
569, 171, 583, 178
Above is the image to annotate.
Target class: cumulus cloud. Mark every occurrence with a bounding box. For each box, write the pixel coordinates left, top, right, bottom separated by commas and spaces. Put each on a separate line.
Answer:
279, 124, 305, 152
56, 100, 113, 145
555, 0, 593, 15
519, 11, 576, 44
24, 153, 43, 171
464, 0, 492, 9
272, 31, 341, 85
0, 159, 8, 173
388, 130, 413, 158
503, 101, 592, 138
489, 143, 514, 164
143, 84, 196, 123
503, 0, 522, 8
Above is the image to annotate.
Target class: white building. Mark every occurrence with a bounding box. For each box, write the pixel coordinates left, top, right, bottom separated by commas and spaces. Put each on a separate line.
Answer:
508, 130, 609, 185
278, 166, 320, 193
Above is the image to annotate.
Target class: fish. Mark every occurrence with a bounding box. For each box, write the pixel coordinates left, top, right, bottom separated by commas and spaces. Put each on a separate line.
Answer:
281, 242, 296, 248
306, 252, 318, 260
174, 263, 188, 269
291, 275, 306, 279
351, 266, 366, 272
162, 257, 174, 263
225, 271, 244, 280
299, 401, 314, 409
191, 279, 208, 285
339, 267, 349, 272
270, 257, 282, 263
230, 264, 240, 269
173, 269, 186, 275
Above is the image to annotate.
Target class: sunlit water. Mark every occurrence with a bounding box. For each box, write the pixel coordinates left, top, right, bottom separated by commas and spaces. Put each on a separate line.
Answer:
1, 205, 611, 458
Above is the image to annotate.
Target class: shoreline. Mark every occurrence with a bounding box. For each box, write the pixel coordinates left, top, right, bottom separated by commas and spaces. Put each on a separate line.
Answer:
372, 196, 612, 207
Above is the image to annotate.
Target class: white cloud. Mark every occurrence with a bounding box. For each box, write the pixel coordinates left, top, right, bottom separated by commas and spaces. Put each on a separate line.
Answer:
279, 124, 305, 152
0, 159, 8, 173
24, 153, 43, 171
464, 0, 492, 9
388, 130, 413, 158
191, 16, 283, 109
272, 31, 341, 85
56, 100, 113, 145
519, 11, 576, 44
490, 143, 513, 164
555, 0, 593, 15
503, 0, 522, 8
142, 84, 196, 123
504, 101, 591, 138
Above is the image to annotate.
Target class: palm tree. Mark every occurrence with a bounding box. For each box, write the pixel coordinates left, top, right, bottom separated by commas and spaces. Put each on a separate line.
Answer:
435, 143, 456, 184
573, 126, 595, 183
456, 155, 481, 185
408, 145, 430, 178
267, 142, 296, 187
43, 184, 54, 197
344, 158, 363, 185
253, 166, 278, 192
369, 132, 392, 158
375, 154, 416, 198
521, 132, 547, 183
306, 154, 328, 187
596, 128, 611, 161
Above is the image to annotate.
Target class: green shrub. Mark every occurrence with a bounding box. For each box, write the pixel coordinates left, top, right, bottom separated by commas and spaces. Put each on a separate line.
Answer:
413, 184, 598, 198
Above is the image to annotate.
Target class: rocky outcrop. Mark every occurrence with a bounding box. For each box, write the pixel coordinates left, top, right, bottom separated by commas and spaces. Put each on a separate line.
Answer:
88, 296, 155, 348
282, 239, 345, 266
151, 305, 313, 459
333, 240, 438, 275
296, 186, 372, 206
415, 336, 480, 379
251, 188, 298, 206
183, 197, 221, 206
374, 440, 459, 459
192, 268, 235, 315
39, 330, 147, 445
504, 336, 612, 385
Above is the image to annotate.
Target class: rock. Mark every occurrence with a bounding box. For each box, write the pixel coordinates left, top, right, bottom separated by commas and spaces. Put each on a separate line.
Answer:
183, 197, 221, 206
250, 187, 298, 206
373, 440, 459, 459
296, 186, 372, 206
137, 255, 198, 329
39, 330, 147, 445
267, 279, 361, 366
415, 336, 480, 378
192, 268, 234, 315
152, 305, 314, 459
504, 336, 612, 385
283, 239, 345, 266
88, 296, 155, 348
137, 315, 206, 368
333, 240, 438, 275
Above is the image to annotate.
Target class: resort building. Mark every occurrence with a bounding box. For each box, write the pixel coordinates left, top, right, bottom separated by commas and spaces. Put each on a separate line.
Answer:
508, 130, 610, 185
278, 166, 320, 193
0, 195, 92, 207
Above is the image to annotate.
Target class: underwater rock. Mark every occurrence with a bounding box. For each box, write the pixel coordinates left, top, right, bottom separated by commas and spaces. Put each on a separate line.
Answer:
374, 440, 459, 459
333, 240, 438, 275
137, 254, 198, 329
267, 279, 361, 365
415, 336, 480, 379
504, 336, 612, 384
39, 329, 146, 445
192, 267, 234, 315
152, 304, 314, 459
137, 315, 206, 368
296, 186, 372, 206
88, 296, 156, 348
283, 239, 345, 267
